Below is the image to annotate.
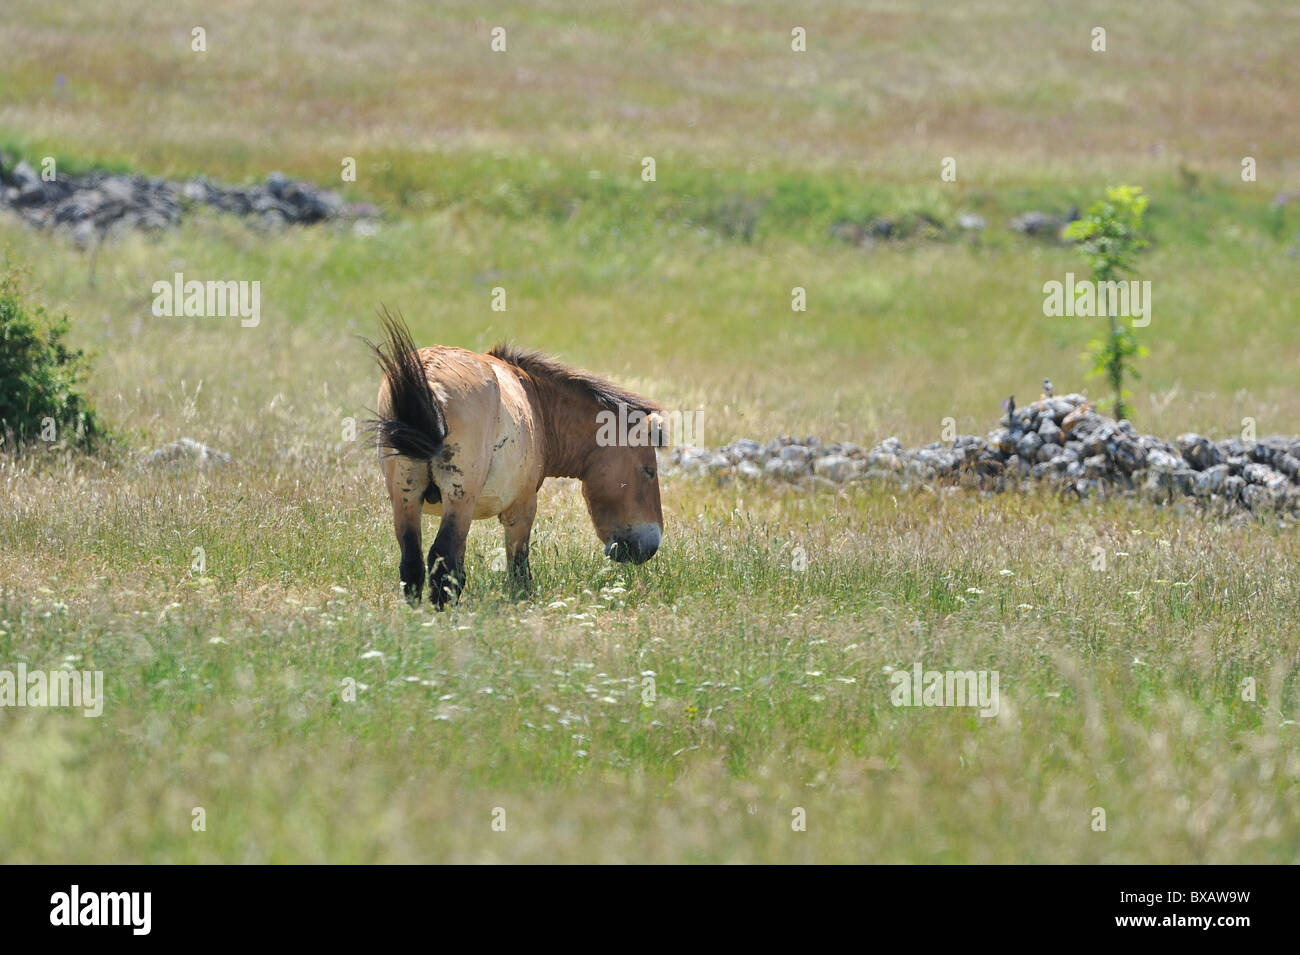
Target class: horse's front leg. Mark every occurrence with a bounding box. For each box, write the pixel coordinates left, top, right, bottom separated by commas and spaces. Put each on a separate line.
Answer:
499, 494, 537, 599
428, 503, 473, 609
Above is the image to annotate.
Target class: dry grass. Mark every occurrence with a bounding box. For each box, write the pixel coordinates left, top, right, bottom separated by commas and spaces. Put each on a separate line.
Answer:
3, 1, 1299, 173
2, 451, 1298, 862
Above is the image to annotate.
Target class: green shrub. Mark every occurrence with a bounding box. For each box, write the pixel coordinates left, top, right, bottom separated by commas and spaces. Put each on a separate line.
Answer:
0, 271, 105, 450
1064, 185, 1150, 422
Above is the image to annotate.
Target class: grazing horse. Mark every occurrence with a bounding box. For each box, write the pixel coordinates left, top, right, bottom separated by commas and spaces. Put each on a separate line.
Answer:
368, 312, 664, 606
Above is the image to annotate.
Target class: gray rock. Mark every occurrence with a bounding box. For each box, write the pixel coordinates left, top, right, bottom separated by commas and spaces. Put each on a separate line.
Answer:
143, 438, 232, 468
1251, 441, 1300, 479
1170, 469, 1197, 496
673, 447, 712, 473
1194, 464, 1229, 496
11, 159, 40, 189
813, 454, 862, 482
1008, 210, 1070, 240
1242, 483, 1280, 511
1062, 407, 1103, 439
705, 452, 732, 474
1176, 433, 1221, 471
1016, 431, 1043, 459
1042, 398, 1077, 422
987, 428, 1016, 454
764, 457, 807, 481
1146, 448, 1183, 472
1243, 463, 1287, 489
1083, 454, 1109, 478
1108, 436, 1146, 473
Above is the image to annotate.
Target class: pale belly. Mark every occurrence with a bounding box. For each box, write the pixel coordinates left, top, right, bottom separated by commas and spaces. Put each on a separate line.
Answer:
421, 456, 530, 520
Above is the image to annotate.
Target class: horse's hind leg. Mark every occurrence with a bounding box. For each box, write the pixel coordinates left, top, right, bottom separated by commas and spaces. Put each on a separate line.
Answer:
499, 493, 537, 598
428, 500, 474, 608
384, 456, 427, 604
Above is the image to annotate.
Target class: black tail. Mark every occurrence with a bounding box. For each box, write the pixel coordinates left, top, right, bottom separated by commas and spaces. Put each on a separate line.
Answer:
365, 307, 447, 460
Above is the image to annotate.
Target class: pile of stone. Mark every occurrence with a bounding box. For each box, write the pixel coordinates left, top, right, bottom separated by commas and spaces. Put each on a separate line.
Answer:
0, 155, 376, 246
830, 207, 1081, 247
668, 394, 1300, 516
1007, 207, 1080, 239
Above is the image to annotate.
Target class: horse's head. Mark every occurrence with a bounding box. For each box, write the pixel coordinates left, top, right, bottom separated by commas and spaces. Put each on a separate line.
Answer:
582, 408, 664, 564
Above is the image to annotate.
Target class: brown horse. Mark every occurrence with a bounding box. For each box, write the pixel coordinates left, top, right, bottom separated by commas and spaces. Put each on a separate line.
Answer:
368, 312, 664, 606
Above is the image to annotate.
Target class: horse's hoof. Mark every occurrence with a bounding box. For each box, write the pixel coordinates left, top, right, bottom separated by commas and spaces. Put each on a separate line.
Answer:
429, 572, 463, 610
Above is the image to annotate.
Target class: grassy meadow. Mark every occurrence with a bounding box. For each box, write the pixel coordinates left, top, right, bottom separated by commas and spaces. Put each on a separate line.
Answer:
0, 0, 1298, 862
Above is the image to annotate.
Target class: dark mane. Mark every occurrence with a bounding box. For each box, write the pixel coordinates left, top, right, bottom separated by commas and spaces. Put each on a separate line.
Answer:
489, 343, 661, 415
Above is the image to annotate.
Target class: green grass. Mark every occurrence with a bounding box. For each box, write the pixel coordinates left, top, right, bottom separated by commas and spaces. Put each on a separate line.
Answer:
2, 475, 1297, 862
0, 0, 1298, 862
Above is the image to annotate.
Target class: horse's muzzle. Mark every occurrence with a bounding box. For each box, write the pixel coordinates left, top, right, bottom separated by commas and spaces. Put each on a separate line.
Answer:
605, 524, 661, 564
